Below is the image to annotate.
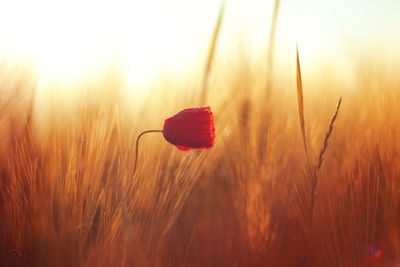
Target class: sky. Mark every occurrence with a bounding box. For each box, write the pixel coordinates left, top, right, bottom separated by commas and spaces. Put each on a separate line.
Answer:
0, 0, 398, 86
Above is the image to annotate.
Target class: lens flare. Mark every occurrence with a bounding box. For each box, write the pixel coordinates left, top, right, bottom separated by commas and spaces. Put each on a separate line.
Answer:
367, 245, 383, 259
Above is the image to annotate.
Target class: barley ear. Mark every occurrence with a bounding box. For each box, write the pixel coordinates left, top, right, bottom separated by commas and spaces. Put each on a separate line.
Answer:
316, 97, 342, 171
309, 96, 342, 224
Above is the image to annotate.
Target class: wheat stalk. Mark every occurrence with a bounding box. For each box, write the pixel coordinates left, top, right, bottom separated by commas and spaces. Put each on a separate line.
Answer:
265, 0, 281, 95
296, 46, 343, 224
200, 0, 226, 105
257, 0, 281, 162
316, 97, 342, 171
309, 96, 342, 219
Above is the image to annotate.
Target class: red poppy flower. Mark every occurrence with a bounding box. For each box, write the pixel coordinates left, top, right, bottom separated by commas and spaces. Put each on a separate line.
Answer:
162, 107, 215, 151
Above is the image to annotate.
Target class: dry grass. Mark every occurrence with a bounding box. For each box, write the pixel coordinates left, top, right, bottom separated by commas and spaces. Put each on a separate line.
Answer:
1, 45, 400, 267
265, 0, 281, 96
199, 0, 226, 105
296, 47, 343, 227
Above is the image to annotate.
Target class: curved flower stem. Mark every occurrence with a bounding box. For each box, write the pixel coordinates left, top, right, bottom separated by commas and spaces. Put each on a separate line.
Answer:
132, 130, 163, 178
119, 129, 163, 266
122, 129, 163, 223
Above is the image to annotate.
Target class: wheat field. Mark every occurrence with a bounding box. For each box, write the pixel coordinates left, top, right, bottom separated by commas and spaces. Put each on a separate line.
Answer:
1, 1, 400, 267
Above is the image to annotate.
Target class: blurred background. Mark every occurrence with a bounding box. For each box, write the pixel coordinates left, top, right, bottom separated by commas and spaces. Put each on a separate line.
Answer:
0, 0, 400, 266
0, 0, 399, 89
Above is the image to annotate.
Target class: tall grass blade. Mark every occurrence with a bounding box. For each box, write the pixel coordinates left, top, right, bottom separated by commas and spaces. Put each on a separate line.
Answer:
296, 45, 312, 173
200, 0, 226, 105
265, 0, 281, 95
257, 0, 281, 163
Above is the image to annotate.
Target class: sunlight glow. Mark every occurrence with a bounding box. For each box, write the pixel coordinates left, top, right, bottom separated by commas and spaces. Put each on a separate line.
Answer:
0, 0, 399, 86
0, 0, 220, 84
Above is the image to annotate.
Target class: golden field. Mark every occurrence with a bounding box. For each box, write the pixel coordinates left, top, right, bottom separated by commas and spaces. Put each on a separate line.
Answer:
1, 48, 399, 266
1, 1, 400, 266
